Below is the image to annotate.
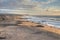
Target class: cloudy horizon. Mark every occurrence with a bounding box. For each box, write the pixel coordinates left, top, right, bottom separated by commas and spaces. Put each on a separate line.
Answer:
0, 0, 60, 15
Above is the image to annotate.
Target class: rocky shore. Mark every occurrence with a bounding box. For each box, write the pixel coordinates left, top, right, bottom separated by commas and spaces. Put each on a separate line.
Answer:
0, 15, 60, 40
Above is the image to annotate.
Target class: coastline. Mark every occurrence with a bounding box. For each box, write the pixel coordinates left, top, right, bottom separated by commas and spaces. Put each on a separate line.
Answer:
0, 15, 60, 40
17, 15, 60, 35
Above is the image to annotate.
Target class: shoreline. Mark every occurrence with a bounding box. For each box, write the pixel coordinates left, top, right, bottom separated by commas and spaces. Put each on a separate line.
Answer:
0, 15, 60, 40
22, 15, 60, 28
17, 15, 60, 35
0, 15, 60, 35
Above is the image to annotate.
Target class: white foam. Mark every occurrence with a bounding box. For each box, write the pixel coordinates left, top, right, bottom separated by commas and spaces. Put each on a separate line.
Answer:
23, 16, 60, 28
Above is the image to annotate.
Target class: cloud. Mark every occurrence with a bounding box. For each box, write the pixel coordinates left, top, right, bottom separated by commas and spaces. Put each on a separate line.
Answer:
0, 0, 60, 15
0, 0, 56, 10
28, 0, 56, 10
0, 0, 35, 9
32, 0, 56, 4
42, 0, 56, 4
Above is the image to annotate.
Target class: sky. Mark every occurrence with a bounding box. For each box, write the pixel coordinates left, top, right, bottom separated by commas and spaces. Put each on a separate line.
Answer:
0, 0, 60, 15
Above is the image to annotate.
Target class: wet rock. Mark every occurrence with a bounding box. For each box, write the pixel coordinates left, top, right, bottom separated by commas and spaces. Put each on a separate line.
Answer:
35, 25, 44, 27
0, 31, 6, 39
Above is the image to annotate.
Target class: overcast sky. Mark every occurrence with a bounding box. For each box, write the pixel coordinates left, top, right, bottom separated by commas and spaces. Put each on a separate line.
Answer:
0, 0, 60, 15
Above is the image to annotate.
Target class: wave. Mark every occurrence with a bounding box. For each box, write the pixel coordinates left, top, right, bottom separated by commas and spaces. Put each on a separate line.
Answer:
23, 16, 60, 28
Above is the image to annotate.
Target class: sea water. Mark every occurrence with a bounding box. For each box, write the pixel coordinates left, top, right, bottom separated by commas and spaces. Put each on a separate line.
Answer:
23, 16, 60, 28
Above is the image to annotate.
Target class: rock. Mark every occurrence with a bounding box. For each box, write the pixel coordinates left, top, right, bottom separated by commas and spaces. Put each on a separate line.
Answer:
36, 25, 44, 27
0, 31, 6, 39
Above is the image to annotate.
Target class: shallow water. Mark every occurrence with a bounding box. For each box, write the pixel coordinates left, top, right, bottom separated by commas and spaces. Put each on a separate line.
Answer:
23, 16, 60, 28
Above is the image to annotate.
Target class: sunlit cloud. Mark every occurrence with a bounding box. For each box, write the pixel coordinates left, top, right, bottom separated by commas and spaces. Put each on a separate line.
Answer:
0, 0, 60, 15
32, 0, 56, 4
0, 0, 57, 10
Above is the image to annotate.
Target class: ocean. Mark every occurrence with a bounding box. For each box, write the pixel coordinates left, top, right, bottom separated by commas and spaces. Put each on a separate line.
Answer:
23, 16, 60, 28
